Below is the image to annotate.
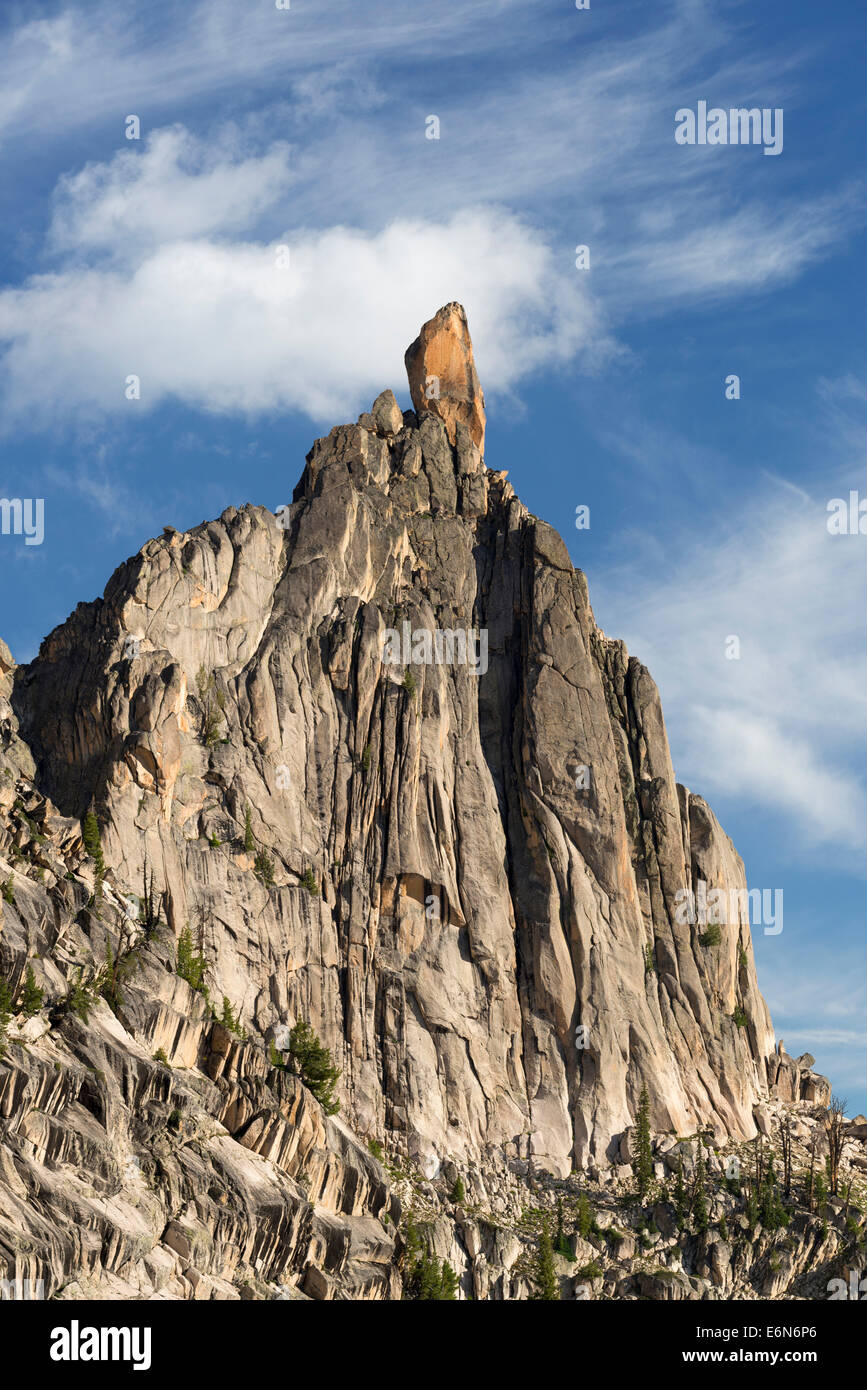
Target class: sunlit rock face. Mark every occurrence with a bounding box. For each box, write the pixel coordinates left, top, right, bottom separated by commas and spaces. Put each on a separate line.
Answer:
11, 305, 778, 1195
404, 301, 486, 454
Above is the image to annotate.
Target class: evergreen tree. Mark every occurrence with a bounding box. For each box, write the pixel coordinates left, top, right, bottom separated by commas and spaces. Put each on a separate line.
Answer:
440, 1262, 458, 1301
219, 996, 247, 1039
693, 1138, 709, 1233
576, 1191, 593, 1240
554, 1196, 573, 1258
533, 1220, 559, 1301
0, 975, 13, 1027
0, 973, 11, 1058
243, 807, 255, 854
19, 965, 44, 1017
451, 1175, 466, 1205
286, 1019, 341, 1114
675, 1155, 687, 1227
402, 1215, 456, 1300
82, 810, 105, 884
65, 968, 99, 1023
254, 849, 275, 888
176, 927, 209, 993
140, 863, 163, 940
634, 1083, 654, 1201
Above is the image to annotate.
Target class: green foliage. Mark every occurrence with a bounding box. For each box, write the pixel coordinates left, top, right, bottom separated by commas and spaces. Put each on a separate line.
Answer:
693, 1139, 708, 1234
738, 944, 749, 970
99, 930, 142, 1013
634, 1083, 654, 1202
718, 1216, 728, 1242
19, 965, 44, 1018
196, 666, 227, 747
367, 1138, 385, 1162
554, 1196, 573, 1259
439, 1262, 459, 1300
1, 876, 14, 905
219, 996, 247, 1039
153, 1047, 170, 1065
361, 743, 371, 777
675, 1156, 687, 1227
82, 810, 105, 883
254, 850, 275, 888
574, 1259, 603, 1281
208, 834, 221, 848
576, 1191, 594, 1240
64, 968, 100, 1023
402, 668, 417, 697
451, 1175, 466, 1205
268, 1040, 285, 1069
139, 864, 164, 940
176, 927, 209, 994
759, 1158, 789, 1230
243, 806, 255, 854
402, 1214, 457, 1300
532, 1220, 560, 1300
699, 922, 722, 947
301, 867, 319, 896
0, 975, 13, 1029
644, 942, 655, 974
732, 1005, 749, 1028
286, 1019, 341, 1114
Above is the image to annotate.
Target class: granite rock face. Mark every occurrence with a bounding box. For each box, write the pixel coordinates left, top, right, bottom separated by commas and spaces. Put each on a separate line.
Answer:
1, 305, 809, 1297
405, 301, 486, 453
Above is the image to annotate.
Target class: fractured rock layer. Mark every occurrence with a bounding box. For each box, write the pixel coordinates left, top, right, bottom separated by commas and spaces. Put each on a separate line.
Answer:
8, 306, 786, 1185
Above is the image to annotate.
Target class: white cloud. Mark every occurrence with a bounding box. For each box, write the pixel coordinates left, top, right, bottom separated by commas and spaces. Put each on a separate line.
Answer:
593, 474, 867, 855
601, 187, 864, 312
0, 207, 614, 427
0, 0, 533, 143
49, 128, 293, 255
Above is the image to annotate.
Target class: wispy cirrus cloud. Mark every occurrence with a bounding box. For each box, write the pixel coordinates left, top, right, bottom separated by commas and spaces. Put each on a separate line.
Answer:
0, 1, 862, 430
48, 127, 294, 256
592, 419, 867, 860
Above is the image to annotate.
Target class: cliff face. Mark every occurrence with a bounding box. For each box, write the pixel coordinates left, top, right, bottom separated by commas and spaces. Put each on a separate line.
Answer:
7, 304, 790, 1187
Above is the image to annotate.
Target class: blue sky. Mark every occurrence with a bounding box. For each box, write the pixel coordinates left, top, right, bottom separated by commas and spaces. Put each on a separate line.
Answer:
0, 0, 864, 1112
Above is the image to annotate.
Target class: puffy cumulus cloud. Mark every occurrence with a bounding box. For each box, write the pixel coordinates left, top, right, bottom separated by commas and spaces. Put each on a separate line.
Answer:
0, 207, 614, 428
48, 127, 294, 255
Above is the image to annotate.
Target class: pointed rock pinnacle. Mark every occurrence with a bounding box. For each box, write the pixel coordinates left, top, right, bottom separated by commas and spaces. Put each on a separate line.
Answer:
404, 302, 486, 454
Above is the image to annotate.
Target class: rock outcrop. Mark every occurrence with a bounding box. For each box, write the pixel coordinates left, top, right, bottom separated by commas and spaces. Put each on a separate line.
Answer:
405, 301, 486, 452
0, 305, 849, 1300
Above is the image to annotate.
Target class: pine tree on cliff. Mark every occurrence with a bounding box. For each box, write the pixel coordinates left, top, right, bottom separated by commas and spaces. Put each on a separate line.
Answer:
286, 1019, 341, 1115
634, 1083, 654, 1201
82, 809, 105, 884
675, 1155, 687, 1227
693, 1138, 709, 1233
533, 1221, 559, 1300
